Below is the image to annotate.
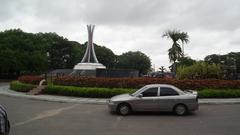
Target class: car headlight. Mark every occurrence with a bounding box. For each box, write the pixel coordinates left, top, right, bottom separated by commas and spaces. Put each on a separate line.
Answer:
108, 100, 115, 105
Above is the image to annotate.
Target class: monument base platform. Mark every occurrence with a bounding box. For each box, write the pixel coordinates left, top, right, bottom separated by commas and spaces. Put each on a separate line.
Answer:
73, 63, 106, 70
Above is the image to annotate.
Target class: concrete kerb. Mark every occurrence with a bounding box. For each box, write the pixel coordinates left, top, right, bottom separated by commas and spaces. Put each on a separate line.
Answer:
0, 85, 107, 105
1, 84, 240, 105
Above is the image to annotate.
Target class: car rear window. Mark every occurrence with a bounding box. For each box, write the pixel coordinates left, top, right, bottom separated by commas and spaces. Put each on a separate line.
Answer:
160, 87, 179, 96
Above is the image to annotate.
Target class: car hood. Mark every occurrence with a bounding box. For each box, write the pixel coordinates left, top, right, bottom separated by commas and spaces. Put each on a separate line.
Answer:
110, 93, 133, 102
184, 90, 198, 96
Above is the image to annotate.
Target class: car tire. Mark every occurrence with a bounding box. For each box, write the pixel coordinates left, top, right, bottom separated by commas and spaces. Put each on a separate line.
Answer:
117, 103, 131, 116
174, 104, 188, 116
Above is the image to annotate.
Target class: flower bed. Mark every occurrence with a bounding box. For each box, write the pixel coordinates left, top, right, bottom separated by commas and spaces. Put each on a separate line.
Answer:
53, 76, 240, 90
18, 75, 44, 85
10, 80, 240, 98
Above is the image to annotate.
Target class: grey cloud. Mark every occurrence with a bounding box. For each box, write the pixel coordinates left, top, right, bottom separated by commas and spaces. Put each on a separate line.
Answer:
81, 0, 169, 25
3, 0, 240, 31
0, 0, 23, 21
0, 0, 240, 68
176, 0, 240, 31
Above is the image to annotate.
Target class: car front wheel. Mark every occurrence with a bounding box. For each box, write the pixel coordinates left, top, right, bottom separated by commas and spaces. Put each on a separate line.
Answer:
174, 104, 187, 116
117, 103, 131, 116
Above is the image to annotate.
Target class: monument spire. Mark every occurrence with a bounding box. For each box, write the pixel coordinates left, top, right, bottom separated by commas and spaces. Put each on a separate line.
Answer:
73, 25, 106, 71
81, 25, 99, 63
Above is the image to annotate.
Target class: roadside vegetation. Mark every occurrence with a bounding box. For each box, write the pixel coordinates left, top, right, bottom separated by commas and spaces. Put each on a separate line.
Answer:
52, 76, 240, 90
44, 85, 135, 98
10, 77, 240, 98
162, 29, 239, 80
177, 62, 222, 80
198, 89, 240, 98
10, 81, 36, 92
3, 28, 240, 98
0, 29, 151, 78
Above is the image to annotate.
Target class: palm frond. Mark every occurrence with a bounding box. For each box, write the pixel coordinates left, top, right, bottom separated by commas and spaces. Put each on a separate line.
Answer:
163, 29, 189, 63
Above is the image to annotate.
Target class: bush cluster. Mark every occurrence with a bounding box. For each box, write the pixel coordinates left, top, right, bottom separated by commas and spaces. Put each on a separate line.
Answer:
43, 85, 240, 98
198, 89, 240, 98
43, 85, 135, 98
10, 80, 240, 98
53, 76, 240, 90
18, 75, 44, 85
177, 62, 222, 80
10, 81, 36, 92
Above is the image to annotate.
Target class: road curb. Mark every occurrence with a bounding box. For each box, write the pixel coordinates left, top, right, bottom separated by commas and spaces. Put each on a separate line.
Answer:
1, 85, 240, 105
198, 101, 240, 105
0, 92, 107, 105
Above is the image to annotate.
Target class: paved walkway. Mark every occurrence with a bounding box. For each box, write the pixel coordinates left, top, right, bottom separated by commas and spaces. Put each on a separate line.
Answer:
1, 83, 240, 105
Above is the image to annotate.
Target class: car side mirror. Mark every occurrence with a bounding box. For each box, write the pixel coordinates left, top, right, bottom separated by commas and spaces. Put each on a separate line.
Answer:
137, 94, 143, 98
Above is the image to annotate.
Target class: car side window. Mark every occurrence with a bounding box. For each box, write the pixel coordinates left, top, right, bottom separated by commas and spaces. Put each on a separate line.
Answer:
160, 87, 179, 96
141, 87, 158, 97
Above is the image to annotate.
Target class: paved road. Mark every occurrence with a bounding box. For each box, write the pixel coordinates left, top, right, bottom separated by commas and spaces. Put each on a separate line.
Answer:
0, 95, 240, 135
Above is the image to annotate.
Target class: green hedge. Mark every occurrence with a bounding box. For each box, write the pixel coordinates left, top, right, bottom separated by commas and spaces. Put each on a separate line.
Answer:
44, 85, 240, 98
10, 81, 36, 92
43, 85, 135, 98
10, 81, 240, 98
198, 89, 240, 98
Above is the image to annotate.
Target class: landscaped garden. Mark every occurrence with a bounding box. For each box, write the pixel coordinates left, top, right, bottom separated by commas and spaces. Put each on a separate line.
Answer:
10, 75, 240, 98
2, 29, 240, 99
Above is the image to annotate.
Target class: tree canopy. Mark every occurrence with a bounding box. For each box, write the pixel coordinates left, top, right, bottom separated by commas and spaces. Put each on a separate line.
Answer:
177, 61, 222, 80
162, 30, 189, 63
204, 52, 240, 79
177, 56, 196, 67
162, 29, 189, 76
115, 51, 151, 75
0, 29, 151, 78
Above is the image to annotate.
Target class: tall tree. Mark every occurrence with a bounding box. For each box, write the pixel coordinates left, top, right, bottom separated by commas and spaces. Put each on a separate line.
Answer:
176, 61, 222, 80
159, 66, 166, 73
116, 51, 151, 75
158, 66, 166, 78
177, 56, 196, 67
205, 52, 240, 79
162, 30, 189, 75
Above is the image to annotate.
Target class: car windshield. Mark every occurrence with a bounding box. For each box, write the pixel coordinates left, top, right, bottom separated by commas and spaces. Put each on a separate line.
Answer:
130, 86, 148, 96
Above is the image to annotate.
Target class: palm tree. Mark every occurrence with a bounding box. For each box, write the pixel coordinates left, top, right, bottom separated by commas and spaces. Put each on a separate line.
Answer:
159, 66, 166, 78
159, 66, 166, 73
162, 30, 189, 75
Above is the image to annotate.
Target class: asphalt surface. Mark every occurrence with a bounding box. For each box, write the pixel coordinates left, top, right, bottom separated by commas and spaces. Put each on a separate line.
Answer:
0, 95, 240, 135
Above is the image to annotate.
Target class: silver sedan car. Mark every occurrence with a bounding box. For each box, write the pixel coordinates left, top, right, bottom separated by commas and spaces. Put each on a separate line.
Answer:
108, 84, 198, 116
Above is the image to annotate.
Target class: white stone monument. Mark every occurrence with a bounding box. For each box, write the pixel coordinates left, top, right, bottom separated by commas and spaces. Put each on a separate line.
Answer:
73, 25, 106, 70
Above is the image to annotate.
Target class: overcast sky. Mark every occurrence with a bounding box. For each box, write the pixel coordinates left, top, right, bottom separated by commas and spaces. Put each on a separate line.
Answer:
1, 0, 240, 70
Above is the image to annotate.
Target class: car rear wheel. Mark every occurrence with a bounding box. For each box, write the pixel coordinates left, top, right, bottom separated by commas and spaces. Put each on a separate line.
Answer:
174, 104, 187, 116
117, 103, 131, 116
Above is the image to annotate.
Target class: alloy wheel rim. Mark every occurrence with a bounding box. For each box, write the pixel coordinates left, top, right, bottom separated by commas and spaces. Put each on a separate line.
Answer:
120, 106, 129, 115
176, 106, 186, 115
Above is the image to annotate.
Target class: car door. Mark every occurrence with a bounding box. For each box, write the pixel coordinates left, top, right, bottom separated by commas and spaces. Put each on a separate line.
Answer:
157, 87, 180, 111
132, 87, 159, 111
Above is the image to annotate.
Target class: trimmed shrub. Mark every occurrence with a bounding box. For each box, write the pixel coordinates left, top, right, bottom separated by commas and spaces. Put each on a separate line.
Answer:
10, 81, 36, 92
53, 76, 240, 90
43, 85, 135, 98
18, 75, 44, 85
10, 81, 240, 98
198, 89, 240, 98
43, 85, 240, 98
177, 62, 222, 80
